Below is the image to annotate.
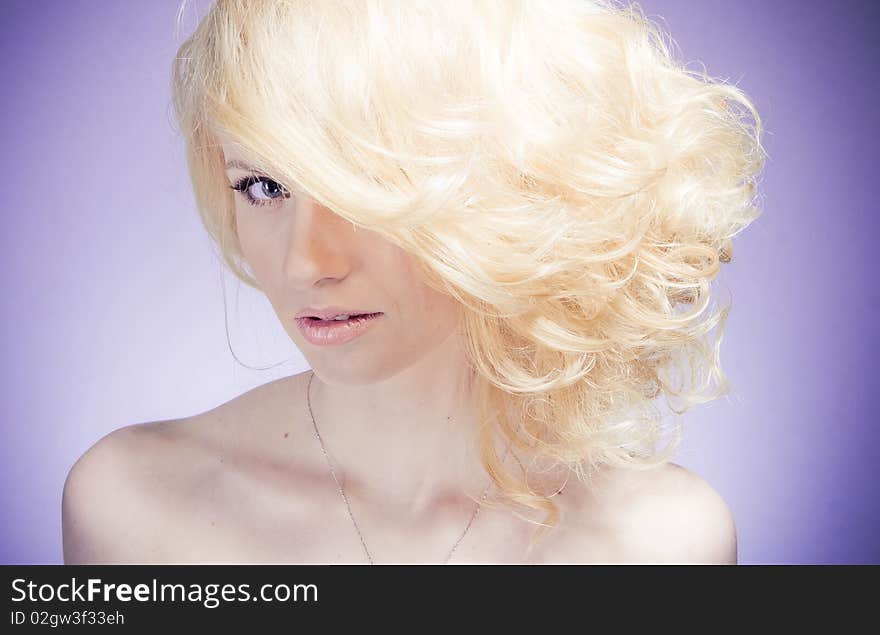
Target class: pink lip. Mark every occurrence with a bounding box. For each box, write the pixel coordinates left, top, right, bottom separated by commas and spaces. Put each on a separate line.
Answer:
295, 312, 384, 346
296, 306, 380, 320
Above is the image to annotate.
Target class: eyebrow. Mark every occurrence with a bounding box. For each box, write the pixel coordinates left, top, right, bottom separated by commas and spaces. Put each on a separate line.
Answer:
224, 159, 257, 171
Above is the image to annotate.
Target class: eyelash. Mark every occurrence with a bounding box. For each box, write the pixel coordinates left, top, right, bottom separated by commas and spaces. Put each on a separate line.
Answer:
229, 175, 291, 208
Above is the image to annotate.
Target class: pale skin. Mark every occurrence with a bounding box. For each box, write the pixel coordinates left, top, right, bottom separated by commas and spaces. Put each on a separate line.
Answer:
61, 143, 738, 564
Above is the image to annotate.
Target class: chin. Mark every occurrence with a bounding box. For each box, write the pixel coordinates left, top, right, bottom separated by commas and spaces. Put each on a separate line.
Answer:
306, 353, 404, 387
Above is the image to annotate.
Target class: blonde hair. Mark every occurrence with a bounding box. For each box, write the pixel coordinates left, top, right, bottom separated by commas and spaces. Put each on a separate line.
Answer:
171, 0, 767, 549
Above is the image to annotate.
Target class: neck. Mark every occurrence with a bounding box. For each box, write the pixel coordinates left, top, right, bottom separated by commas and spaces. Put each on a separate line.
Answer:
306, 330, 495, 517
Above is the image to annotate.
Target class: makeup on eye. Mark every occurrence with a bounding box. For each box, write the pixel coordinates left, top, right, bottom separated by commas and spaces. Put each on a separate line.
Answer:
229, 175, 292, 207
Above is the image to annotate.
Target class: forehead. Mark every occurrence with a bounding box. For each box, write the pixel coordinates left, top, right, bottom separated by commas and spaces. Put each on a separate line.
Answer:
220, 142, 248, 165
216, 132, 256, 161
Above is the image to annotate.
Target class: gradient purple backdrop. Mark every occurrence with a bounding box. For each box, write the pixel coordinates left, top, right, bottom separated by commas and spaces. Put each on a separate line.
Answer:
1, 0, 877, 564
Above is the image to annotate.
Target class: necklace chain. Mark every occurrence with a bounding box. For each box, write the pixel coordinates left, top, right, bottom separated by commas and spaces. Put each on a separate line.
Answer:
306, 370, 491, 565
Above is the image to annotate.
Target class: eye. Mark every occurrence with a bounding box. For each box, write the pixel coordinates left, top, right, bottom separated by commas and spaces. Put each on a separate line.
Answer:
229, 175, 291, 207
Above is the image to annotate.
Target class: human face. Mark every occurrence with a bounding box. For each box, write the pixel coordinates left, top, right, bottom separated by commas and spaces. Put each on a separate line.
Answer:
222, 145, 464, 385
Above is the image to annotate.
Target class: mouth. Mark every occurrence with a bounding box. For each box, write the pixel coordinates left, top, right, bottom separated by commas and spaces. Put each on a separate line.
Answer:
301, 312, 383, 324
294, 312, 385, 346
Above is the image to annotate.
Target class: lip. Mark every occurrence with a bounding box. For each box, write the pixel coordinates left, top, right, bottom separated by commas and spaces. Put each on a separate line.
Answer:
295, 312, 385, 346
295, 306, 381, 320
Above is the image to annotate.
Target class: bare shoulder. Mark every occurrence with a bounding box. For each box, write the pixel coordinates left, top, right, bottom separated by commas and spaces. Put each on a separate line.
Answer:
577, 461, 738, 564
61, 419, 182, 563
62, 372, 311, 563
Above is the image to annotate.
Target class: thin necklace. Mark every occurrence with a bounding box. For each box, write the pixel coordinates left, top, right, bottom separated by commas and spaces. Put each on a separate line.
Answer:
306, 370, 493, 565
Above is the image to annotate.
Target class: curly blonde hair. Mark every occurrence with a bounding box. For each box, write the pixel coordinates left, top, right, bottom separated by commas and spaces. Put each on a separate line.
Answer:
171, 0, 767, 549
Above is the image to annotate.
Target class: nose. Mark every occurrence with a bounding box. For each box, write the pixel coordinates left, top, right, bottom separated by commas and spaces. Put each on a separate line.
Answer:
282, 200, 353, 288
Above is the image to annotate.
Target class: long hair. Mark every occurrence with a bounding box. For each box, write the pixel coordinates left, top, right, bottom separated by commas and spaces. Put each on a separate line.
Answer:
171, 0, 766, 550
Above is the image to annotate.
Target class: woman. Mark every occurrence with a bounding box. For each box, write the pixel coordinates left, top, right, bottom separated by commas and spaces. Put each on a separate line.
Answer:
62, 0, 765, 564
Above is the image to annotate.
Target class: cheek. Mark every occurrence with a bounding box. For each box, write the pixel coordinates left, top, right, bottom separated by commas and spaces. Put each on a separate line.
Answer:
234, 209, 277, 278
403, 278, 462, 341
385, 249, 461, 333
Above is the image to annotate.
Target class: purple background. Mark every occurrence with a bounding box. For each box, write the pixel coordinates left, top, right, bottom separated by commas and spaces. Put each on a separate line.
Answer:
1, 0, 877, 564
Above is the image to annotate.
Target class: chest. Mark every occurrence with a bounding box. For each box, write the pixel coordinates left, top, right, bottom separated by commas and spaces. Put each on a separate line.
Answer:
153, 476, 613, 564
